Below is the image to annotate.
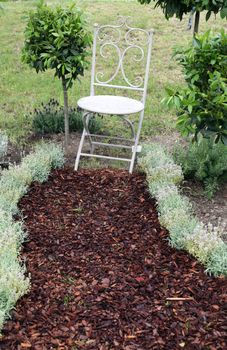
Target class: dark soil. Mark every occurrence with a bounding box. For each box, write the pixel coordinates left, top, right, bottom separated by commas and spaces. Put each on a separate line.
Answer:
0, 169, 226, 350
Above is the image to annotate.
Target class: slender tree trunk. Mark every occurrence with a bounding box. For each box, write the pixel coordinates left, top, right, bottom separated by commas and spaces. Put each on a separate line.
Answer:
62, 76, 69, 148
193, 11, 200, 36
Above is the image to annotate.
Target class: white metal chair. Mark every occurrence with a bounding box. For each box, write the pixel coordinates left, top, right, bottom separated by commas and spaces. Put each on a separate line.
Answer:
75, 17, 154, 173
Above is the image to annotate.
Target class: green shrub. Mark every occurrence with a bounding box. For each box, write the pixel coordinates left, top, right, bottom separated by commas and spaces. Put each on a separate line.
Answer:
165, 30, 227, 144
176, 30, 227, 91
173, 138, 227, 198
22, 2, 92, 146
139, 142, 227, 276
137, 1, 227, 21
32, 99, 100, 135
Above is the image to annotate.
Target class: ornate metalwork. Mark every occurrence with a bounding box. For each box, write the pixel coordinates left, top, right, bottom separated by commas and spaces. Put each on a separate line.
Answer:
94, 16, 153, 89
75, 17, 154, 173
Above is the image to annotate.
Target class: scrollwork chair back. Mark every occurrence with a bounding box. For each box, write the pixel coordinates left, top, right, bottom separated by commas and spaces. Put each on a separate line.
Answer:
90, 16, 154, 104
75, 17, 154, 173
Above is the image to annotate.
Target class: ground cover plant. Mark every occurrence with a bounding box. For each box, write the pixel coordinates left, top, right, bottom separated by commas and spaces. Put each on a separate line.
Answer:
0, 0, 226, 144
0, 168, 226, 349
0, 142, 64, 333
139, 143, 227, 276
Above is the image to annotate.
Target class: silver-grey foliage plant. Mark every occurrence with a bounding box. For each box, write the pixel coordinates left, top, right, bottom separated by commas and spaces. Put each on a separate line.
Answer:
0, 142, 64, 333
139, 143, 227, 277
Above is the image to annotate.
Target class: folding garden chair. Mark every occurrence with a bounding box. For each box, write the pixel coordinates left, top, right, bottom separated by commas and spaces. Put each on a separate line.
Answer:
75, 16, 154, 173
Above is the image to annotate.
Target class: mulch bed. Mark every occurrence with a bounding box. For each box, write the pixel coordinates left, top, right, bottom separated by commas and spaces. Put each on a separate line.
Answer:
0, 169, 226, 350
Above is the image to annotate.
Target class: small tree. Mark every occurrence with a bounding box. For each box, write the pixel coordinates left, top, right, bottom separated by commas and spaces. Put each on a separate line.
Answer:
22, 2, 92, 147
138, 0, 227, 35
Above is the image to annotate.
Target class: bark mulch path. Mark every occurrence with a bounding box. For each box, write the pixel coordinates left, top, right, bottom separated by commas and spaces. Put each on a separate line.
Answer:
0, 169, 226, 350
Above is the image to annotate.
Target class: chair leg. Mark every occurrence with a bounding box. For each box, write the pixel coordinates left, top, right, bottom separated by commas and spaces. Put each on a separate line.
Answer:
129, 143, 138, 174
74, 128, 86, 171
90, 144, 95, 154
129, 110, 144, 173
84, 112, 95, 153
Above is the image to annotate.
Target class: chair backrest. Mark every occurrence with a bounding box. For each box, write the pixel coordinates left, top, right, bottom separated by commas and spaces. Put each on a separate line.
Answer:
90, 16, 154, 104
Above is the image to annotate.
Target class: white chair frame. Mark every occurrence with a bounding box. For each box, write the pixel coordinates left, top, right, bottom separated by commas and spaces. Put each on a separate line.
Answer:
75, 16, 154, 173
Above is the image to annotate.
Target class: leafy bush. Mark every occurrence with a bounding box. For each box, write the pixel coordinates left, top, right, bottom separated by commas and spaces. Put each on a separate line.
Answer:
165, 30, 227, 143
22, 2, 92, 146
0, 142, 64, 333
178, 31, 227, 90
137, 1, 227, 20
32, 99, 100, 135
139, 142, 227, 277
173, 138, 227, 198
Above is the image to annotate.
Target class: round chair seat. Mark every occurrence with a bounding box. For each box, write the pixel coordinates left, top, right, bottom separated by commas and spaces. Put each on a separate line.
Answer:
77, 95, 144, 115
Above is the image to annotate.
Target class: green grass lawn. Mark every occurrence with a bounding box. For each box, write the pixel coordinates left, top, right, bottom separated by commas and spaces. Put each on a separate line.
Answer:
0, 0, 226, 144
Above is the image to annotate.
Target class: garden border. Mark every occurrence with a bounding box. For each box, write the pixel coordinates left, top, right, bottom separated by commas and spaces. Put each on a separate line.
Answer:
1, 140, 226, 334
139, 143, 227, 277
0, 142, 64, 333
